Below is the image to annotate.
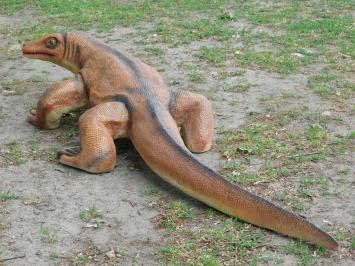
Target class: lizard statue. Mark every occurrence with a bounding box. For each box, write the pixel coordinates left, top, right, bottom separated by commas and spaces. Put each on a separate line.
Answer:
21, 32, 338, 250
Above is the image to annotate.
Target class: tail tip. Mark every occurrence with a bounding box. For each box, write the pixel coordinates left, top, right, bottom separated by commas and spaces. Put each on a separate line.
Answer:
322, 236, 338, 251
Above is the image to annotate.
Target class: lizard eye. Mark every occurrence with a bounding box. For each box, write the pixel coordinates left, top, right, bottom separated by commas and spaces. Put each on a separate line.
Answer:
46, 37, 58, 49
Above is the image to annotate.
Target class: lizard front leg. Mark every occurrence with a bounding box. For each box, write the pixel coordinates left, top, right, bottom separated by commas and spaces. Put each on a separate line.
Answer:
27, 76, 88, 129
170, 90, 214, 153
58, 102, 129, 173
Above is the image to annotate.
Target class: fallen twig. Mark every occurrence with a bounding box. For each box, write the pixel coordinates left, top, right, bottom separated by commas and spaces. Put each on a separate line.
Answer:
0, 254, 26, 262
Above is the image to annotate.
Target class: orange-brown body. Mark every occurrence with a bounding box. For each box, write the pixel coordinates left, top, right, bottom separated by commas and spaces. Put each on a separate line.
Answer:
22, 32, 338, 250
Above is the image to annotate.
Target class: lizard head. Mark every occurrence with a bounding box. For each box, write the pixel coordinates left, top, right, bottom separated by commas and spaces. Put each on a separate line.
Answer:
22, 32, 81, 73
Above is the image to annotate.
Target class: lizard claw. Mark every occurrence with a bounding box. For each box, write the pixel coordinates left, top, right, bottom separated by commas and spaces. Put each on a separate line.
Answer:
27, 109, 41, 127
57, 146, 81, 159
27, 111, 38, 125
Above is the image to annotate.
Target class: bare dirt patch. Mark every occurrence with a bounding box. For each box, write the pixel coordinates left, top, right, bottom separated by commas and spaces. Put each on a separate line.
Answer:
0, 6, 354, 266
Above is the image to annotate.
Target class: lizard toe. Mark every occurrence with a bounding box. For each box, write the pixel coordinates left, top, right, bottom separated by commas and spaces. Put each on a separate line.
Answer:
27, 113, 36, 123
56, 147, 80, 159
58, 153, 79, 168
65, 146, 81, 155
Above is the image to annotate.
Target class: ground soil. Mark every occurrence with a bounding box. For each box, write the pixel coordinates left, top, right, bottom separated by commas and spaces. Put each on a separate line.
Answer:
0, 11, 354, 266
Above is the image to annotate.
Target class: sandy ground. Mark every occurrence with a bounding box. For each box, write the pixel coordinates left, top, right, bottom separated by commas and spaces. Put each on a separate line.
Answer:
0, 11, 354, 266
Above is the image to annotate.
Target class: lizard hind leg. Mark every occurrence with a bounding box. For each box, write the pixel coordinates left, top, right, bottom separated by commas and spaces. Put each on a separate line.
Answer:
58, 102, 129, 173
169, 90, 214, 153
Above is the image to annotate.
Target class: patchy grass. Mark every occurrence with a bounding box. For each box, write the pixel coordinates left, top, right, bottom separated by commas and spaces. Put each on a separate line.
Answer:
79, 205, 103, 223
220, 109, 354, 189
0, 141, 57, 167
308, 72, 354, 99
282, 241, 319, 266
154, 18, 235, 46
40, 224, 58, 243
0, 0, 228, 40
79, 205, 105, 229
143, 46, 164, 57
196, 46, 227, 66
158, 217, 264, 265
3, 142, 27, 165
156, 200, 193, 232
301, 177, 329, 190
222, 122, 287, 157
0, 189, 18, 202
351, 237, 355, 250
49, 252, 59, 261
1, 78, 48, 96
71, 254, 89, 264
222, 83, 251, 93
61, 243, 123, 264
1, 1, 354, 265
0, 222, 10, 230
189, 71, 205, 83
140, 186, 160, 196
24, 196, 49, 207
235, 50, 312, 74
215, 69, 246, 80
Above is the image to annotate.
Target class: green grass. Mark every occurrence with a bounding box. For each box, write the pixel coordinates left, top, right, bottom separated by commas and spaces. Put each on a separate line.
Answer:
215, 69, 246, 80
282, 241, 317, 266
220, 2, 353, 75
222, 83, 251, 93
308, 72, 354, 99
189, 71, 205, 83
222, 122, 287, 157
0, 222, 9, 230
1, 78, 48, 96
140, 186, 160, 196
196, 46, 227, 66
76, 255, 89, 263
40, 224, 58, 243
235, 50, 311, 74
167, 200, 193, 219
252, 253, 283, 265
1, 1, 354, 264
220, 109, 354, 188
275, 191, 307, 212
0, 190, 18, 202
301, 177, 329, 190
154, 18, 235, 46
1, 0, 228, 40
143, 46, 164, 57
158, 218, 264, 265
1, 0, 353, 81
49, 252, 59, 260
156, 200, 193, 232
351, 237, 355, 250
79, 205, 103, 222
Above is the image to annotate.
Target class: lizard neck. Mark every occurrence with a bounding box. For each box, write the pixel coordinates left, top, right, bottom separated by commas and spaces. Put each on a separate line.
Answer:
60, 32, 92, 73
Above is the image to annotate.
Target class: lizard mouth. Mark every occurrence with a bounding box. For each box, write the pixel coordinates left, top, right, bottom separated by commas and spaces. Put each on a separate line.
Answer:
22, 44, 56, 58
22, 51, 55, 57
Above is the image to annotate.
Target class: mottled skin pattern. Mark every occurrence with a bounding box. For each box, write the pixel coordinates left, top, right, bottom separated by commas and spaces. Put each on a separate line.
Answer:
22, 32, 338, 250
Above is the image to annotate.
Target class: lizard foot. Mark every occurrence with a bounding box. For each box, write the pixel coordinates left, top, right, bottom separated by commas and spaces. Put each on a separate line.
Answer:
57, 148, 81, 171
57, 147, 115, 174
27, 109, 38, 126
27, 109, 61, 129
57, 146, 81, 158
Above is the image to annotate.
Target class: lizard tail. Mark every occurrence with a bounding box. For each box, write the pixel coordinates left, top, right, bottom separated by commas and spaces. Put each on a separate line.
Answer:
129, 108, 338, 250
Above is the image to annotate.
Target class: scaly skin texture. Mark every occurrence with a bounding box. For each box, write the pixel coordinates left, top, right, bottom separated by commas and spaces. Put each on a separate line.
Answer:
22, 32, 338, 250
